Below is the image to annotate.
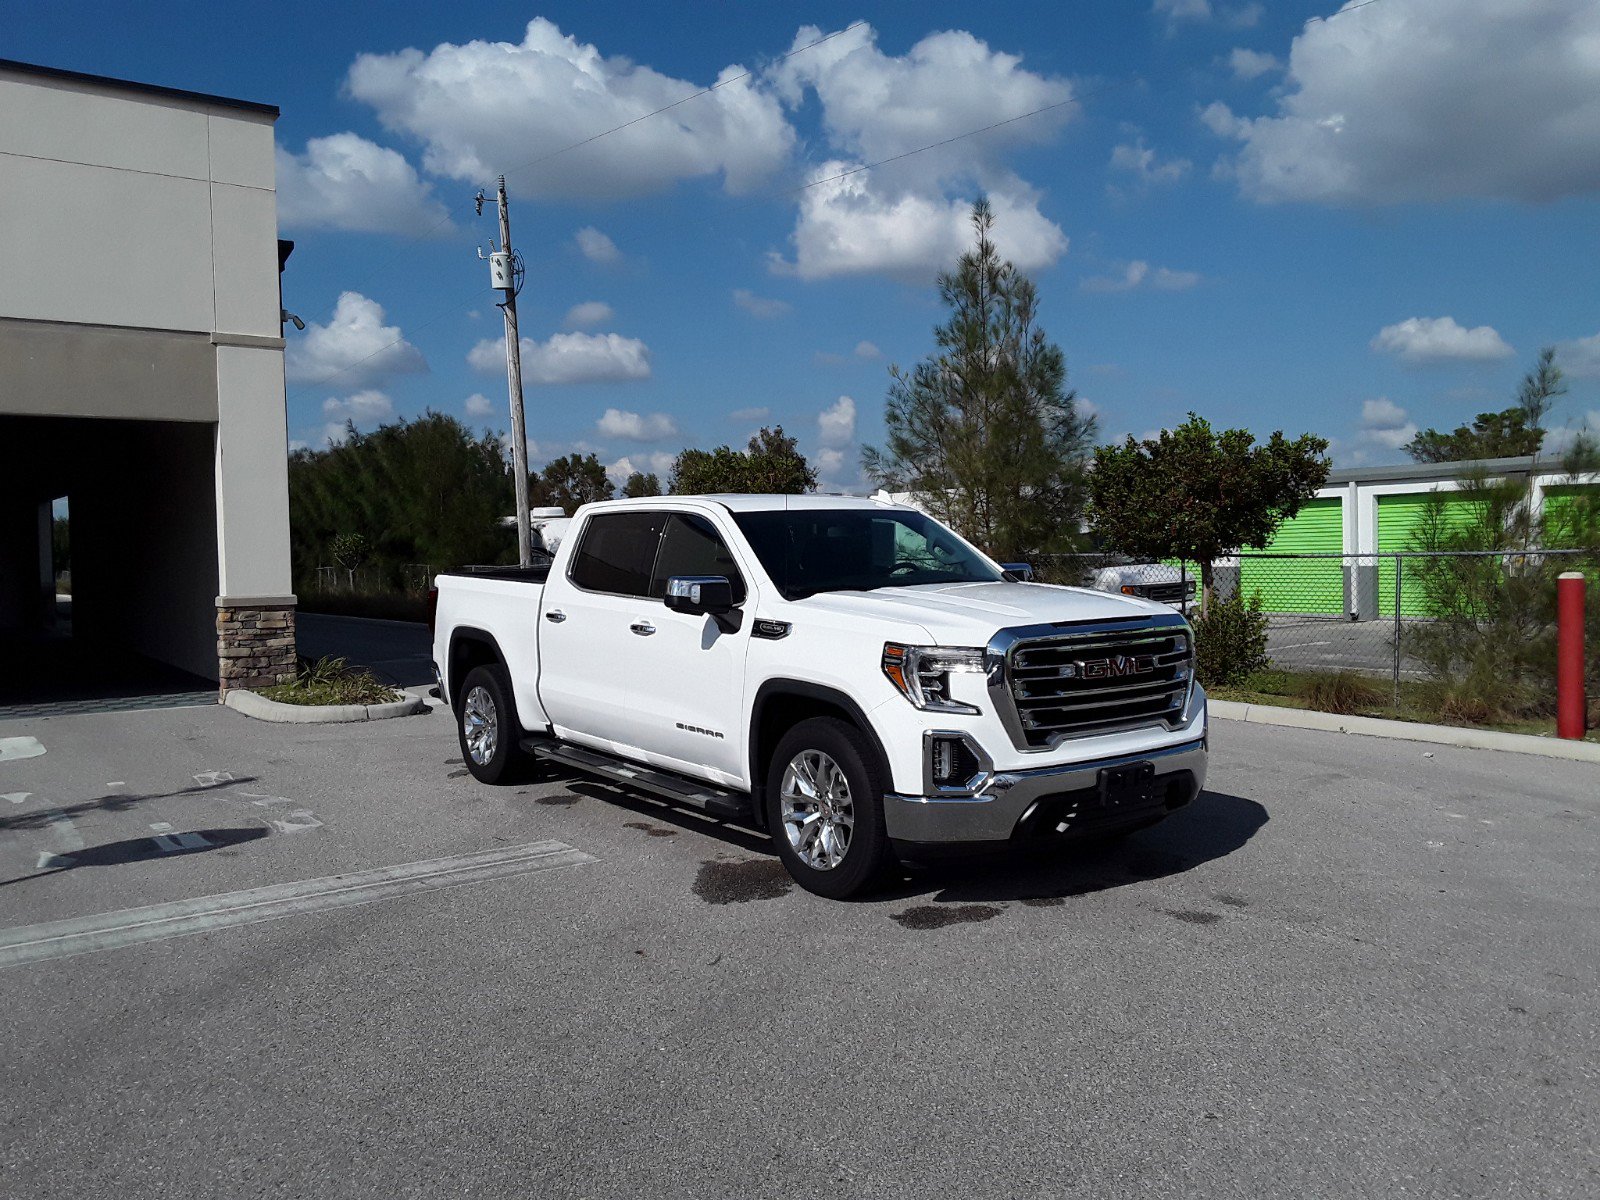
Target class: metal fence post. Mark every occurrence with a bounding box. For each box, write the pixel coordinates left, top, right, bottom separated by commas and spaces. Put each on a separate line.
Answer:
1392, 552, 1403, 708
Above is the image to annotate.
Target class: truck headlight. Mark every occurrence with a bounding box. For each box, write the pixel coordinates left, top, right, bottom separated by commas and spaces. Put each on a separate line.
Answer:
882, 643, 985, 714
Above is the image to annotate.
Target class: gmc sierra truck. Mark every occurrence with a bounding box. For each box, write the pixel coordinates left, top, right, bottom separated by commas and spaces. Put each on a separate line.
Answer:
431, 495, 1207, 898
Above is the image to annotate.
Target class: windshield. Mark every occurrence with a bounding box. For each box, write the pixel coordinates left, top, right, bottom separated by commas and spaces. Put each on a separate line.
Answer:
732, 508, 1005, 600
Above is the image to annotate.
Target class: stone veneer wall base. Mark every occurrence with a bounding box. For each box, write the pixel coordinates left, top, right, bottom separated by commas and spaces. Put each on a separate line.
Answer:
216, 603, 297, 697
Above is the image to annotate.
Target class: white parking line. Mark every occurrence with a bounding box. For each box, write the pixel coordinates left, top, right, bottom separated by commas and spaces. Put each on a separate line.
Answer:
0, 840, 596, 969
0, 737, 45, 763
148, 822, 213, 852
34, 808, 84, 869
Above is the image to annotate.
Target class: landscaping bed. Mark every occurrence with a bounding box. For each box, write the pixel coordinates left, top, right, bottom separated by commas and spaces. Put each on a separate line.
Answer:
1210, 668, 1600, 744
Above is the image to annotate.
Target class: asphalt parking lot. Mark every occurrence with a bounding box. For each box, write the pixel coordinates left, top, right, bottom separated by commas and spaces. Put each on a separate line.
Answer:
1, 702, 1596, 1199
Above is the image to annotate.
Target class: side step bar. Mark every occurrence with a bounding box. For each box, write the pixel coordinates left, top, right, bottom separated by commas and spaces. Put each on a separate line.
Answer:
523, 738, 752, 823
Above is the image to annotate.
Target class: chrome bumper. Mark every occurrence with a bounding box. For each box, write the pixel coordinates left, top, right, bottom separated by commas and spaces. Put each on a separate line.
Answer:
882, 738, 1208, 844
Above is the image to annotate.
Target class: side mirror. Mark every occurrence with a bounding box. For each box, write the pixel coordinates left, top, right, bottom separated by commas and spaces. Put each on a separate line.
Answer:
665, 576, 741, 632
1001, 562, 1035, 582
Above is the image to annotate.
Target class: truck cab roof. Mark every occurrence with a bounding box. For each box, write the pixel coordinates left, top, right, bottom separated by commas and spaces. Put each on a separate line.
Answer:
580, 494, 913, 514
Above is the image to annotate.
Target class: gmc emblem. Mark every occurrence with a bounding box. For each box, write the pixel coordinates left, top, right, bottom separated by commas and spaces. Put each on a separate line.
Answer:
1074, 654, 1156, 680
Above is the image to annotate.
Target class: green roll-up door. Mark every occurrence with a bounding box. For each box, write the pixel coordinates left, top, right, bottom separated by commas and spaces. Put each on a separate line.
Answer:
1377, 492, 1480, 616
1542, 484, 1599, 547
1240, 497, 1343, 614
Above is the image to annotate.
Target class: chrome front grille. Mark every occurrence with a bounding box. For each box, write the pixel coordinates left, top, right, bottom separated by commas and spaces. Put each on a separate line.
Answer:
1142, 581, 1189, 604
990, 617, 1193, 749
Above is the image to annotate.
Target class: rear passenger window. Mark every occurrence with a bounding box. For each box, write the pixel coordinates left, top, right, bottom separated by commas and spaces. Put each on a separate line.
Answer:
568, 512, 664, 596
651, 513, 747, 604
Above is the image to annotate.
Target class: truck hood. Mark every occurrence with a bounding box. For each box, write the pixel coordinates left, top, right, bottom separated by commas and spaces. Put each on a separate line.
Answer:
791, 581, 1176, 646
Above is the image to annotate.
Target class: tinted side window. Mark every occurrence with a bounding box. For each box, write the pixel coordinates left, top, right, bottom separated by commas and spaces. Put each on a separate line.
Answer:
651, 513, 747, 604
568, 512, 665, 596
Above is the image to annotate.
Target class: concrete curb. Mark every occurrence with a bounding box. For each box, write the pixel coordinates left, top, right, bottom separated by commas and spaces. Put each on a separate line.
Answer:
1209, 699, 1600, 763
224, 688, 426, 724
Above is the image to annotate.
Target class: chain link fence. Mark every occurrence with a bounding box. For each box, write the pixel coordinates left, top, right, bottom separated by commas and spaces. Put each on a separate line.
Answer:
1035, 549, 1598, 718
312, 564, 437, 594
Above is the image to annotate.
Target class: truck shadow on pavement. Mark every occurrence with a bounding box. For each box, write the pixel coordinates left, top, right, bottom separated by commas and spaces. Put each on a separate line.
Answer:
546, 773, 1267, 910
875, 790, 1269, 911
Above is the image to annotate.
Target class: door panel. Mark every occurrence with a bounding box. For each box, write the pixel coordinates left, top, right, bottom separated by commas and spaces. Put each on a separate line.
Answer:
625, 512, 751, 782
537, 510, 664, 750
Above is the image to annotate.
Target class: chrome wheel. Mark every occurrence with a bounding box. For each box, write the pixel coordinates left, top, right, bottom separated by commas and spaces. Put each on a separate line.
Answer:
779, 749, 854, 871
463, 685, 499, 766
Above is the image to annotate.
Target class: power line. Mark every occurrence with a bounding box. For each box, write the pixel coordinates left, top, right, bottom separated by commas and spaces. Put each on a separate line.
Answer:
291, 22, 872, 327
288, 3, 1388, 406
493, 21, 870, 185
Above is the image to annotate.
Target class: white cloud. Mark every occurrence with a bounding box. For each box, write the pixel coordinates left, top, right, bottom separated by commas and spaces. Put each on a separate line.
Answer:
774, 166, 1068, 281
818, 395, 856, 448
1227, 47, 1282, 81
1206, 0, 1600, 205
1358, 397, 1417, 451
1556, 330, 1600, 378
286, 292, 428, 388
732, 289, 792, 319
564, 301, 614, 328
597, 408, 678, 441
468, 331, 651, 385
1154, 0, 1261, 30
1227, 4, 1263, 29
1081, 261, 1200, 293
1108, 138, 1191, 188
769, 26, 1073, 187
1154, 0, 1212, 24
322, 389, 393, 423
575, 227, 621, 264
275, 133, 452, 236
767, 24, 1073, 283
465, 393, 495, 418
855, 341, 882, 360
816, 447, 848, 475
607, 451, 677, 484
729, 406, 770, 422
345, 19, 794, 199
1371, 317, 1514, 365
318, 390, 394, 446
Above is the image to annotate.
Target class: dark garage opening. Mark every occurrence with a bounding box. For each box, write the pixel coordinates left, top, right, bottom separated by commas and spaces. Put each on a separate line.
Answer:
1, 415, 220, 714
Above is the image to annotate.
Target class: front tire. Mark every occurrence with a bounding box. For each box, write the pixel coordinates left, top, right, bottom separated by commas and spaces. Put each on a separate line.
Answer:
765, 717, 890, 900
457, 664, 527, 784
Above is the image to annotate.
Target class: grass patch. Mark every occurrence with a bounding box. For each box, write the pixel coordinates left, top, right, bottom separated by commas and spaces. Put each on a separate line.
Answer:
1297, 671, 1387, 715
258, 655, 402, 707
1209, 667, 1599, 742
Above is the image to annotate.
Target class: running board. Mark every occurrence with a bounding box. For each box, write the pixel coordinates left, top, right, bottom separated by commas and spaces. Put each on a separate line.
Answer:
524, 739, 751, 822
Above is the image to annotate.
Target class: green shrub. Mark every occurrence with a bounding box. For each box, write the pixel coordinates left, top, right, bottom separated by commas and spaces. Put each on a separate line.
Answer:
259, 655, 401, 706
1193, 590, 1270, 688
1297, 671, 1385, 715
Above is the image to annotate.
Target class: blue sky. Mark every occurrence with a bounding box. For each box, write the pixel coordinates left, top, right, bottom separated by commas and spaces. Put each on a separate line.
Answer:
11, 0, 1600, 487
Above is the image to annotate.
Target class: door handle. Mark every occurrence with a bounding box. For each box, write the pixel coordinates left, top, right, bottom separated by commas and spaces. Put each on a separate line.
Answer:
545, 610, 567, 623
630, 621, 656, 636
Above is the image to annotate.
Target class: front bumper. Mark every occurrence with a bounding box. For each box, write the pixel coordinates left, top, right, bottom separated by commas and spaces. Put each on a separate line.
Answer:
882, 737, 1207, 844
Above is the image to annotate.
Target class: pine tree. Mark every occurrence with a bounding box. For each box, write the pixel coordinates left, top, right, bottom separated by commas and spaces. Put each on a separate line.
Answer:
862, 199, 1094, 562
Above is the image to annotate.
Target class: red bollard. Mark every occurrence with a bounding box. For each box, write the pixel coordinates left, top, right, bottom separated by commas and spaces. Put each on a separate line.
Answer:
1557, 571, 1587, 740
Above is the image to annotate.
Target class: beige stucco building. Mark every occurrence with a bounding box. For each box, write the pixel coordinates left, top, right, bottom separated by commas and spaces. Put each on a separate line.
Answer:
0, 58, 297, 703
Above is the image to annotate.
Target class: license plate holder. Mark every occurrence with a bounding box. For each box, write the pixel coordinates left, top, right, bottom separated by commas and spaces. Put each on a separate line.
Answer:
1097, 761, 1156, 808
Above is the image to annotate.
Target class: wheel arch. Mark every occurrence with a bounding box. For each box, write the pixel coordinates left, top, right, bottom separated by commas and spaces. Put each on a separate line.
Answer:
447, 627, 509, 713
748, 680, 892, 831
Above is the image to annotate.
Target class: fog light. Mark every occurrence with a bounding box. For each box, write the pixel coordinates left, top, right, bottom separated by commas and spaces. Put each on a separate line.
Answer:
929, 734, 981, 788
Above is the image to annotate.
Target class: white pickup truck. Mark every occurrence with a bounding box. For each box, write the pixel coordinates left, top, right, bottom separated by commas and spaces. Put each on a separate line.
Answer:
430, 495, 1207, 898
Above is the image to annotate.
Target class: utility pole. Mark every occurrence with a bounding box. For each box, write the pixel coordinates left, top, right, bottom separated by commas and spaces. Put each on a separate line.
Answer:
479, 175, 532, 566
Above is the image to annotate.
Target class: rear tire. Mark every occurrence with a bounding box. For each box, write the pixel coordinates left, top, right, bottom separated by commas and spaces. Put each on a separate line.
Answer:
765, 717, 889, 900
457, 664, 527, 785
